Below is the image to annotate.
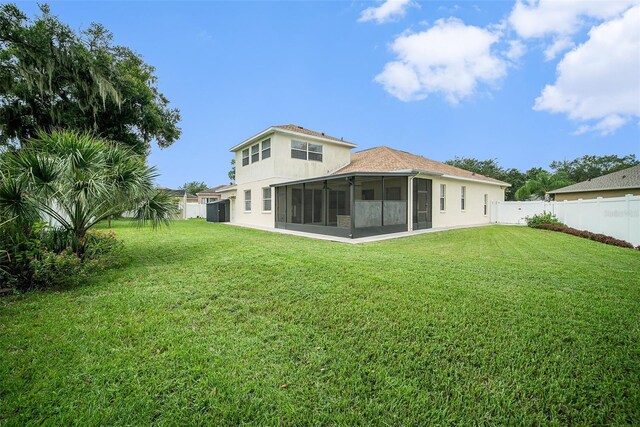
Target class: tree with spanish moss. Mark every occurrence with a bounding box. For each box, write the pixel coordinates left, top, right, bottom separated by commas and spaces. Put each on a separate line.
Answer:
0, 3, 181, 154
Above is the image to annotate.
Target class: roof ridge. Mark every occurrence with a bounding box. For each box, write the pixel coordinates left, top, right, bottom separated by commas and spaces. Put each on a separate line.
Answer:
378, 146, 413, 169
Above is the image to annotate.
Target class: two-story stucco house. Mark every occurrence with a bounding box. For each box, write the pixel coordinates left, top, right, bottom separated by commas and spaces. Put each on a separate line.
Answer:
213, 125, 510, 239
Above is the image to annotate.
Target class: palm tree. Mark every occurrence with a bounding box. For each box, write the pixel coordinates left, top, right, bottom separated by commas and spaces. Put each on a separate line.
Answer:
515, 171, 573, 201
0, 130, 177, 254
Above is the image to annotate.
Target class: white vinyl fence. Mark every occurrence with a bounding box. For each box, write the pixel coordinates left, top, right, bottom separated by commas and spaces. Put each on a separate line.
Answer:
179, 202, 207, 219
491, 195, 640, 246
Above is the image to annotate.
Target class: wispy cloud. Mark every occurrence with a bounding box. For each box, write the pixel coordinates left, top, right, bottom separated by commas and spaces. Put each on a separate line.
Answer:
358, 0, 417, 24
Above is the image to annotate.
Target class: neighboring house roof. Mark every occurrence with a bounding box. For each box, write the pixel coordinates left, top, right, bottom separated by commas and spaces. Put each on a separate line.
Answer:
548, 164, 640, 194
229, 124, 357, 152
196, 184, 230, 196
160, 188, 197, 198
216, 184, 237, 193
332, 146, 510, 186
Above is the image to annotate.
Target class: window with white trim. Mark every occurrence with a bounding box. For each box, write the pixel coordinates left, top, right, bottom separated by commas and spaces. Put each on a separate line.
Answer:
483, 194, 488, 216
251, 144, 260, 163
308, 143, 322, 162
244, 190, 251, 211
461, 186, 466, 211
290, 140, 323, 162
242, 149, 249, 166
263, 187, 272, 211
439, 184, 446, 211
261, 138, 271, 160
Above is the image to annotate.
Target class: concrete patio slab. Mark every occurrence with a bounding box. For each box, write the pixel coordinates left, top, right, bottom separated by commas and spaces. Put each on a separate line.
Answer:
222, 222, 495, 244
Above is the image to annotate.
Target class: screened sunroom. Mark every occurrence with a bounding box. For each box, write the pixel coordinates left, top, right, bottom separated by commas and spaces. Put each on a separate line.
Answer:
273, 173, 432, 238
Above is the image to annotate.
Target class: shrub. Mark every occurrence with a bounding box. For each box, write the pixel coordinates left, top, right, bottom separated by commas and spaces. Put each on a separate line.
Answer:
0, 221, 43, 289
0, 224, 124, 291
31, 248, 96, 287
535, 223, 637, 250
84, 230, 123, 259
526, 211, 563, 227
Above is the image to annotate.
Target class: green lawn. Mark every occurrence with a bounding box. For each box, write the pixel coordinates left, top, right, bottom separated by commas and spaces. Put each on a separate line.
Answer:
1, 221, 639, 425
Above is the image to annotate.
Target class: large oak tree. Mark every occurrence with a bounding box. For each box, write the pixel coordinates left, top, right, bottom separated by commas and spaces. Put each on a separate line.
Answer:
0, 3, 181, 155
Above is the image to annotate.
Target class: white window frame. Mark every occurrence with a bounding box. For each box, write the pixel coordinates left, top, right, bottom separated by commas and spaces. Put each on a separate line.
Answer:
251, 144, 260, 163
244, 190, 251, 212
308, 143, 323, 162
241, 149, 249, 166
261, 138, 271, 160
290, 140, 323, 162
262, 187, 272, 211
439, 184, 446, 212
461, 186, 466, 211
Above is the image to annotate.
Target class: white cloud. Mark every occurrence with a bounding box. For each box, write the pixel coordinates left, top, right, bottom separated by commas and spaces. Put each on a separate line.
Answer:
543, 37, 574, 61
508, 0, 637, 39
358, 0, 416, 24
505, 39, 527, 62
534, 6, 640, 135
374, 18, 507, 103
574, 115, 627, 136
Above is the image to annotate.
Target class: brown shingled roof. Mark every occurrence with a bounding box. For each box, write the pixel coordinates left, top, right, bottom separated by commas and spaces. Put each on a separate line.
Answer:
273, 124, 352, 145
333, 146, 509, 186
196, 184, 231, 195
548, 164, 640, 194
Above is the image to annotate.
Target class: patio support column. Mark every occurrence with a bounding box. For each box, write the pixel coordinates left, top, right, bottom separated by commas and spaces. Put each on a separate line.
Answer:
407, 176, 414, 231
301, 183, 305, 224
323, 180, 328, 226
381, 176, 385, 227
349, 176, 355, 238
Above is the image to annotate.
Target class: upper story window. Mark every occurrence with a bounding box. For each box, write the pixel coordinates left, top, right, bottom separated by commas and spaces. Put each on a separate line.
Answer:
291, 140, 323, 162
242, 149, 249, 166
461, 186, 466, 211
251, 144, 260, 163
439, 184, 446, 211
261, 138, 271, 160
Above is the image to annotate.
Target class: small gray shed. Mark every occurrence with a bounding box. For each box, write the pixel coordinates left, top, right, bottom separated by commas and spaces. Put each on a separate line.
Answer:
206, 199, 230, 223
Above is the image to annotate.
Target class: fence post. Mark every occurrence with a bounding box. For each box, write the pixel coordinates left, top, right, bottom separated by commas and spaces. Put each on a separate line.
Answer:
578, 199, 583, 229
627, 194, 632, 243
596, 197, 602, 233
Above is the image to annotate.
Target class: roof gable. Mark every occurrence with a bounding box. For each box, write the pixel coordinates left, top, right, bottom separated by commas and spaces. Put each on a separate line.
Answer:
333, 146, 509, 186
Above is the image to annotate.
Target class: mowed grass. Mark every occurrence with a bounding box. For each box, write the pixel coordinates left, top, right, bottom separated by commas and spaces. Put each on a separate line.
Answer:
1, 221, 639, 425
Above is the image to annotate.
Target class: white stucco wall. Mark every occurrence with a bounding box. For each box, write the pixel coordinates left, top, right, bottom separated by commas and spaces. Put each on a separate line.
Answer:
231, 131, 352, 227
428, 176, 506, 228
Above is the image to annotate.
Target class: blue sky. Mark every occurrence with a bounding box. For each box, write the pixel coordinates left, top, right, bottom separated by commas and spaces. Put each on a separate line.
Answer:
16, 1, 640, 188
